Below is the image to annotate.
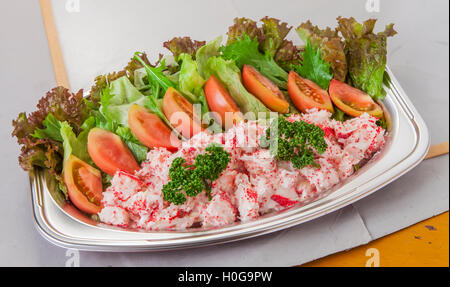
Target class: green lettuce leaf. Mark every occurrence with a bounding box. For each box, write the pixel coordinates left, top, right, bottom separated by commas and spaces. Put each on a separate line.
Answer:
100, 76, 149, 127
292, 41, 334, 90
115, 126, 148, 163
32, 113, 63, 142
60, 119, 94, 166
296, 20, 347, 82
178, 53, 206, 103
196, 36, 272, 118
203, 56, 269, 117
220, 34, 288, 89
88, 53, 154, 106
132, 68, 149, 91
177, 53, 214, 125
196, 36, 222, 79
337, 17, 397, 100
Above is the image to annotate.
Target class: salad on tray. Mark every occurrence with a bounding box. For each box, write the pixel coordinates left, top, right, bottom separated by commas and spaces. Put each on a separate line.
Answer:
12, 16, 396, 231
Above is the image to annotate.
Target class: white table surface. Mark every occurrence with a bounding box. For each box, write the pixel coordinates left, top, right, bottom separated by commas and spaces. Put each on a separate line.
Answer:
0, 0, 448, 266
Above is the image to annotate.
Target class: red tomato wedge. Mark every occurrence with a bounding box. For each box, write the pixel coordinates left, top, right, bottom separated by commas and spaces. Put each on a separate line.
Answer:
204, 75, 243, 129
287, 71, 334, 113
128, 104, 181, 151
162, 87, 203, 138
63, 155, 103, 214
87, 127, 139, 176
242, 65, 290, 113
329, 79, 383, 118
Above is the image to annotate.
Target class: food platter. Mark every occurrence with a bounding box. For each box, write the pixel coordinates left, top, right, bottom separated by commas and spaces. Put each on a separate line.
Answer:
29, 67, 430, 251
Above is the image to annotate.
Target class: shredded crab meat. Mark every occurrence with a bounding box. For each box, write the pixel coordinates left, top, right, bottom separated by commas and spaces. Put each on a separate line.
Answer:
98, 110, 386, 231
201, 193, 237, 228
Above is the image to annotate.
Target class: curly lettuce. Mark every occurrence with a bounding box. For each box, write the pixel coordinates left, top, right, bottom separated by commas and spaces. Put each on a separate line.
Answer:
30, 114, 95, 199
12, 87, 92, 176
226, 17, 265, 46
163, 37, 206, 61
274, 40, 301, 71
15, 106, 95, 200
226, 17, 301, 74
260, 17, 291, 58
14, 121, 62, 174
337, 17, 397, 100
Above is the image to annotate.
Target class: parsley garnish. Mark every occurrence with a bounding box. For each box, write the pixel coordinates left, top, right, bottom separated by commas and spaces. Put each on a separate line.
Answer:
376, 119, 387, 130
162, 144, 230, 205
261, 116, 327, 169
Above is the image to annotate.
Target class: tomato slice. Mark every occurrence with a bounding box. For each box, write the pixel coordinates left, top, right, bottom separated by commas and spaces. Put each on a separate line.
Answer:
329, 79, 383, 118
242, 65, 290, 113
162, 87, 203, 138
63, 155, 103, 214
204, 75, 243, 129
128, 104, 181, 151
287, 71, 334, 113
87, 127, 140, 176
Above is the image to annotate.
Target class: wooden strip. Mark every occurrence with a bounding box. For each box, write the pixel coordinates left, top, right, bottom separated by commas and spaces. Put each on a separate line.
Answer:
425, 142, 449, 160
301, 211, 449, 267
39, 0, 71, 89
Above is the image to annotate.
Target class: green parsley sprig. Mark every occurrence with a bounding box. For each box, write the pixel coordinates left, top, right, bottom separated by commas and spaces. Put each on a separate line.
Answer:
261, 116, 328, 169
162, 144, 230, 205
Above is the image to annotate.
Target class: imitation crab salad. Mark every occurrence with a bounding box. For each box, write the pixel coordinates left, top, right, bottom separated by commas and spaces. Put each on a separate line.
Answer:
13, 16, 396, 231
